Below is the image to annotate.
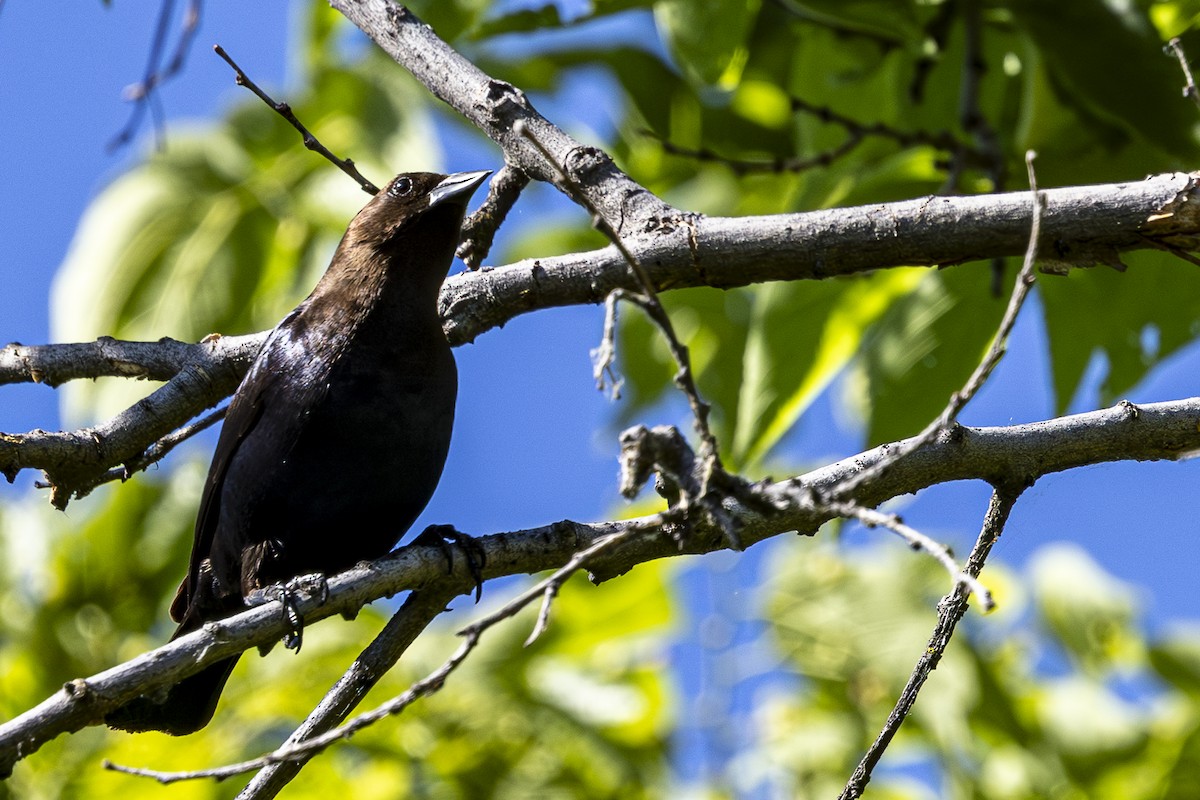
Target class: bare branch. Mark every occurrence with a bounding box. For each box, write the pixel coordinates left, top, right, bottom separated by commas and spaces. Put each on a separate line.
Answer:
329, 0, 673, 237
438, 171, 1200, 345
953, 0, 1006, 193
109, 0, 203, 151
235, 585, 461, 799
839, 486, 1023, 799
61, 405, 228, 496
212, 45, 380, 195
514, 121, 740, 547
0, 334, 262, 506
828, 150, 1044, 502
822, 500, 993, 610
590, 290, 624, 399
645, 93, 983, 178
456, 164, 529, 269
1166, 37, 1200, 109
0, 336, 222, 387
647, 127, 867, 176
107, 528, 643, 785
5, 167, 1196, 499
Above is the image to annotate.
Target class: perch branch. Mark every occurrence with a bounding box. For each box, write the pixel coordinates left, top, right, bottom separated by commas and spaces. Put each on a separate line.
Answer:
106, 527, 644, 784
5, 170, 1199, 497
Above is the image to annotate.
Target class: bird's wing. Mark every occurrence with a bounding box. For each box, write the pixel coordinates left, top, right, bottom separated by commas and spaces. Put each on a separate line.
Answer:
170, 306, 332, 622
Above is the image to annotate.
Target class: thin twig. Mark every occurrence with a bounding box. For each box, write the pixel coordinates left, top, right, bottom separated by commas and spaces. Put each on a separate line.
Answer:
235, 585, 461, 799
456, 164, 529, 269
512, 120, 740, 548
957, 0, 1008, 294
589, 290, 625, 399
460, 524, 651, 641
1166, 38, 1200, 109
824, 500, 993, 610
212, 45, 379, 195
830, 150, 1043, 501
1135, 232, 1200, 268
769, 0, 905, 48
649, 129, 866, 176
838, 486, 1023, 799
909, 0, 957, 104
957, 0, 1005, 188
49, 405, 229, 497
789, 95, 973, 155
109, 0, 203, 151
650, 90, 988, 177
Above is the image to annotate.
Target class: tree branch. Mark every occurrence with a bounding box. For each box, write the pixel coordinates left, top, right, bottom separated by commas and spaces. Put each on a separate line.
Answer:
321, 4, 1200, 345
0, 334, 261, 506
6, 172, 1196, 500
328, 0, 672, 237
4, 394, 1199, 776
440, 171, 1200, 343
839, 485, 1023, 799
235, 584, 461, 799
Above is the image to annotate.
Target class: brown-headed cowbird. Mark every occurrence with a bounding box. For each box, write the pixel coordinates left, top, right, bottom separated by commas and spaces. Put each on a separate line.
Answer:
106, 169, 490, 735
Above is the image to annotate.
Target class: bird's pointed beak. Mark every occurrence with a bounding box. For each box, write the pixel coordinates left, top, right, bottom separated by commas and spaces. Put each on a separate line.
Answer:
428, 170, 492, 209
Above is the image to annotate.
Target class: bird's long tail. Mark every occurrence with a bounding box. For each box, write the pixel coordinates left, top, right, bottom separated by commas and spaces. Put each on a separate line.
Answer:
105, 615, 241, 736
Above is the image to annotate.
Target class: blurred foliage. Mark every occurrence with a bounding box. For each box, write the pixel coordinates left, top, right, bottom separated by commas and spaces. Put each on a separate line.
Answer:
758, 540, 1200, 800
1, 469, 674, 799
6, 0, 1200, 796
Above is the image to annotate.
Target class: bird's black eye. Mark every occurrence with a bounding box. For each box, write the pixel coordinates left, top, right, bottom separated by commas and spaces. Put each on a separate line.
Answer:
388, 177, 414, 198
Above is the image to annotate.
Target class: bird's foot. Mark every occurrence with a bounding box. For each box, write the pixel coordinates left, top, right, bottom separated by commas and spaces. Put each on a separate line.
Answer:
252, 573, 328, 653
411, 524, 486, 602
288, 571, 331, 605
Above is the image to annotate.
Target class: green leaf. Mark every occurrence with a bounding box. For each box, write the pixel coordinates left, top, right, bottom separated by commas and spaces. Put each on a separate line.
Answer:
733, 269, 924, 468
655, 0, 762, 87
1007, 0, 1200, 161
1040, 250, 1200, 413
472, 4, 566, 38
1033, 677, 1149, 774
778, 0, 921, 43
403, 0, 490, 41
854, 266, 1005, 446
1149, 626, 1200, 696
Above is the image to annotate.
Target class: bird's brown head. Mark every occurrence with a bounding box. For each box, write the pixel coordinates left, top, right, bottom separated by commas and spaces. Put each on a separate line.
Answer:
347, 170, 491, 253
317, 169, 490, 305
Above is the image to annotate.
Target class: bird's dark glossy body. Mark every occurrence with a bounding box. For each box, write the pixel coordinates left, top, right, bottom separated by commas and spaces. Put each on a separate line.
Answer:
107, 170, 489, 735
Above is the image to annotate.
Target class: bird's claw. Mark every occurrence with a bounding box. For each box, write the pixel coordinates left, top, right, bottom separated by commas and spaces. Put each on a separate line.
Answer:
412, 524, 487, 602
273, 573, 329, 652
289, 571, 331, 605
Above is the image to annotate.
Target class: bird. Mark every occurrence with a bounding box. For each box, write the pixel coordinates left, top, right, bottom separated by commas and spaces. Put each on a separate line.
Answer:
106, 169, 491, 735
